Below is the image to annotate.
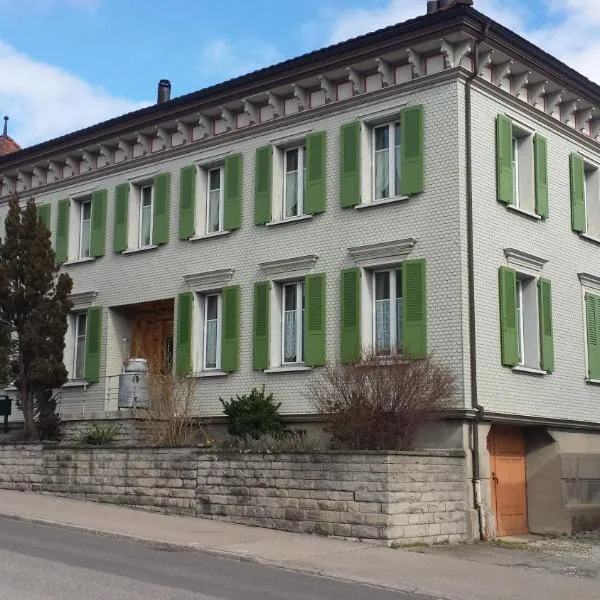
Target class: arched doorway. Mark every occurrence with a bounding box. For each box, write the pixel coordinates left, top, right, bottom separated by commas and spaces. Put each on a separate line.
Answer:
488, 426, 529, 536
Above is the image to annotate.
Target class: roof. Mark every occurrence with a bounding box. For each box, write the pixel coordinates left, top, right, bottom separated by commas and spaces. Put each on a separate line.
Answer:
0, 135, 21, 157
1, 3, 600, 169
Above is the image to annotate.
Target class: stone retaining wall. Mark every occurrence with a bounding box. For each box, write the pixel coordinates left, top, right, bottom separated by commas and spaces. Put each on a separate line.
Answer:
0, 444, 468, 545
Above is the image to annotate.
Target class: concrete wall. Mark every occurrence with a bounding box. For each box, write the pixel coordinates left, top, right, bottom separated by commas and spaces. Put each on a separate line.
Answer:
0, 444, 468, 545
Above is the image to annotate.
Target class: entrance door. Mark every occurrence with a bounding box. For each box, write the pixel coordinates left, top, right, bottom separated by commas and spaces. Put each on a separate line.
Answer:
489, 426, 528, 536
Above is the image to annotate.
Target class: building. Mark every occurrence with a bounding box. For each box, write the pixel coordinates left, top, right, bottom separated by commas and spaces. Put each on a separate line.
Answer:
1, 0, 600, 539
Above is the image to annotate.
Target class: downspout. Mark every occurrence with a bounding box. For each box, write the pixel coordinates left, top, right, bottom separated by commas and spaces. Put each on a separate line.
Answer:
466, 20, 490, 541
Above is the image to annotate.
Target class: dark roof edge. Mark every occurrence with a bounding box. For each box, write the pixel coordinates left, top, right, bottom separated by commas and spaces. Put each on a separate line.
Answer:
2, 4, 600, 170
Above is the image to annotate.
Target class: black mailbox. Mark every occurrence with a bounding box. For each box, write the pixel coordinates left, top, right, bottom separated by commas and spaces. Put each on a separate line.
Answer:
0, 396, 10, 417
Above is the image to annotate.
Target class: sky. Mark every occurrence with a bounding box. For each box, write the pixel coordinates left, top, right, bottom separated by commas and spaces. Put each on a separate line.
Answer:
0, 0, 599, 148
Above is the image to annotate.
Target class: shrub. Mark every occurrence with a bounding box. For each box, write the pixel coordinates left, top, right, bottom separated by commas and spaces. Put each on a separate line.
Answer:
215, 431, 328, 453
309, 352, 455, 451
220, 386, 285, 440
75, 423, 120, 446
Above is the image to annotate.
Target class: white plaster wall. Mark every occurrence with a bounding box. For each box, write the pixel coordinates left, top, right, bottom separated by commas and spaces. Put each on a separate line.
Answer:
471, 82, 600, 423
0, 78, 465, 418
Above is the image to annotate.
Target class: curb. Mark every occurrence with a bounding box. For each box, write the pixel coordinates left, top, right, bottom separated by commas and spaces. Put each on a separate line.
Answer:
0, 512, 437, 599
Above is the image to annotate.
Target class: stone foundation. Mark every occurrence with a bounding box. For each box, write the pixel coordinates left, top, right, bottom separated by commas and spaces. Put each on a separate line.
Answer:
0, 444, 468, 545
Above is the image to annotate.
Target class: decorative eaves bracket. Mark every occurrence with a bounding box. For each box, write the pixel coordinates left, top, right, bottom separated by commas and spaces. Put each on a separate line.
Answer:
576, 107, 596, 133
319, 76, 335, 103
407, 48, 423, 78
291, 84, 307, 110
347, 67, 364, 95
242, 98, 259, 125
375, 57, 394, 87
545, 89, 565, 115
492, 60, 513, 86
527, 80, 548, 105
220, 107, 235, 132
266, 92, 283, 118
440, 38, 472, 69
118, 139, 133, 160
511, 71, 531, 97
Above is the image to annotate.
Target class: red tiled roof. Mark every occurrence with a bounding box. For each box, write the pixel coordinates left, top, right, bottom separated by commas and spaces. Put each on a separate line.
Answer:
0, 135, 21, 157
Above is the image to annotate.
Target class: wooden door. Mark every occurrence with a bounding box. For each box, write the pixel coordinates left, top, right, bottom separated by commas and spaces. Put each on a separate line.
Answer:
489, 426, 528, 536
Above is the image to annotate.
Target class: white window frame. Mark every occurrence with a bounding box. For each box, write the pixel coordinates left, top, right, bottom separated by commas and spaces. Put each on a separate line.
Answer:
138, 184, 154, 248
205, 166, 225, 235
78, 198, 92, 259
372, 121, 401, 202
202, 293, 222, 371
73, 312, 87, 380
512, 136, 520, 208
515, 273, 540, 369
372, 268, 403, 356
281, 281, 305, 365
509, 123, 534, 213
584, 162, 600, 238
283, 146, 306, 219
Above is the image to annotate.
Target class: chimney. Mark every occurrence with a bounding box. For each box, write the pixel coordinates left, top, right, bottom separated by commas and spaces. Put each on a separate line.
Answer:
427, 0, 472, 12
157, 79, 171, 104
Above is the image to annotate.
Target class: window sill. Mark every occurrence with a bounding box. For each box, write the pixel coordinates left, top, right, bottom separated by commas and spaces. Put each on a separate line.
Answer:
266, 214, 313, 227
354, 196, 409, 210
512, 365, 547, 376
264, 365, 312, 374
63, 257, 96, 266
579, 233, 600, 246
122, 245, 158, 255
62, 380, 89, 388
189, 231, 230, 242
194, 370, 229, 378
585, 378, 600, 386
506, 205, 542, 221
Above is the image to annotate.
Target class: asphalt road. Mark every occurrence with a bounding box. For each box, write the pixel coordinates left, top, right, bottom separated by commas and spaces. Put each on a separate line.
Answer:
0, 517, 428, 600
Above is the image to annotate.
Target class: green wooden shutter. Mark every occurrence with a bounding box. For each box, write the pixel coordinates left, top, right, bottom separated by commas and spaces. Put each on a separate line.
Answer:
534, 134, 549, 219
221, 285, 240, 372
402, 259, 427, 359
400, 105, 424, 196
224, 153, 242, 231
37, 203, 51, 231
55, 198, 70, 265
90, 189, 107, 257
153, 173, 170, 244
496, 114, 514, 205
499, 267, 519, 366
305, 132, 326, 214
84, 306, 103, 383
179, 166, 196, 240
113, 183, 129, 253
305, 273, 326, 367
255, 146, 272, 224
340, 122, 361, 208
175, 292, 193, 376
586, 294, 600, 380
538, 278, 554, 373
253, 281, 270, 371
570, 152, 586, 233
341, 268, 361, 363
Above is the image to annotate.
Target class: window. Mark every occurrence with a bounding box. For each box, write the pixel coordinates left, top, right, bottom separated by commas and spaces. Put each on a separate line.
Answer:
373, 122, 401, 201
206, 167, 224, 234
373, 269, 403, 355
499, 265, 553, 372
282, 282, 305, 364
284, 147, 306, 218
79, 199, 92, 259
139, 184, 153, 248
73, 312, 87, 380
203, 293, 221, 370
510, 128, 534, 212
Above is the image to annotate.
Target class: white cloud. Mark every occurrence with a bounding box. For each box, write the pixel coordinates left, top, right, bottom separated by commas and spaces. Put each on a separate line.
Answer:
326, 0, 600, 85
0, 41, 149, 148
199, 38, 282, 83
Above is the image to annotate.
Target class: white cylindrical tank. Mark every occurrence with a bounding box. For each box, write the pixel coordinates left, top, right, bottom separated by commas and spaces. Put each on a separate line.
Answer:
118, 358, 149, 409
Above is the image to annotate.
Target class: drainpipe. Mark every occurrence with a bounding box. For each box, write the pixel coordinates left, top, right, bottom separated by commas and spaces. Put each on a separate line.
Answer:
466, 20, 490, 541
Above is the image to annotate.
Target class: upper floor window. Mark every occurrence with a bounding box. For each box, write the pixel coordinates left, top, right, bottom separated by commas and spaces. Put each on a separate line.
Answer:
373, 268, 403, 355
178, 157, 241, 241
254, 132, 326, 225
373, 122, 401, 201
570, 153, 600, 239
79, 198, 92, 259
496, 114, 548, 218
339, 105, 424, 209
282, 281, 305, 364
113, 173, 170, 253
203, 293, 222, 370
284, 147, 306, 218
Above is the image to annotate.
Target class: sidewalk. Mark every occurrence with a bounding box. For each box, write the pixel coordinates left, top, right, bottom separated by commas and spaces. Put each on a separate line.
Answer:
0, 490, 598, 600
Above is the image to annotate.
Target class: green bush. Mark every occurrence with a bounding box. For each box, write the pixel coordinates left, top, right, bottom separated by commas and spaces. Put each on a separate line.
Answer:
75, 423, 120, 446
220, 386, 285, 440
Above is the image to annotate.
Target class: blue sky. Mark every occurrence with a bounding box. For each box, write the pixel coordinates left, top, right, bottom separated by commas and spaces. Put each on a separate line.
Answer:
0, 0, 597, 147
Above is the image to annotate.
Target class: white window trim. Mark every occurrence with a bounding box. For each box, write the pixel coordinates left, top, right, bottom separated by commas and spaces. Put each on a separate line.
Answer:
183, 268, 234, 293
512, 273, 541, 371
205, 166, 225, 235
202, 293, 222, 371
138, 184, 154, 249
349, 239, 415, 269
260, 255, 318, 281
79, 197, 92, 259
71, 311, 87, 381
512, 135, 520, 209
372, 121, 401, 202
503, 248, 547, 275
372, 268, 402, 356
281, 281, 304, 366
516, 278, 524, 367
283, 146, 305, 219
